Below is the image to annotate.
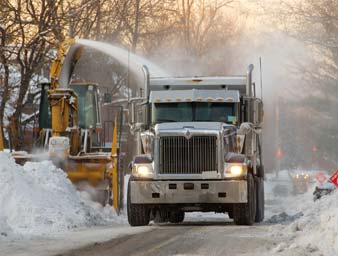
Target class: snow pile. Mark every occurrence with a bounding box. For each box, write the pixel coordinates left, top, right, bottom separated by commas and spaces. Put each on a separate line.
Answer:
0, 152, 120, 238
266, 212, 303, 224
270, 185, 338, 255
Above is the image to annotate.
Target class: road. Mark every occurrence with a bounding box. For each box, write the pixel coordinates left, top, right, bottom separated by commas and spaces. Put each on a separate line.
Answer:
60, 216, 280, 256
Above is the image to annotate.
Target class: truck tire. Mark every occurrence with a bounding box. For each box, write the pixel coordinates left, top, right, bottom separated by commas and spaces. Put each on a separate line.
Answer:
127, 181, 150, 226
169, 211, 185, 223
255, 177, 264, 223
257, 165, 264, 178
228, 209, 234, 219
233, 173, 256, 225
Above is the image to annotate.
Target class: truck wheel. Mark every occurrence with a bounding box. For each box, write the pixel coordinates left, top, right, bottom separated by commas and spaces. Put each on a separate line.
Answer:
169, 211, 185, 223
233, 173, 256, 225
255, 177, 264, 222
257, 165, 264, 178
228, 209, 234, 219
127, 181, 150, 226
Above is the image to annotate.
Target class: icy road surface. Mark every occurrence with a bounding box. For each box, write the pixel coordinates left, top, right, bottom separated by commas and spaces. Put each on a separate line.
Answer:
59, 215, 279, 256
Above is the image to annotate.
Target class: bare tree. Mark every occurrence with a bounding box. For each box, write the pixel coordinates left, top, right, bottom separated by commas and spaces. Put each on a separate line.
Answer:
144, 0, 244, 75
175, 0, 235, 57
0, 0, 63, 149
267, 0, 338, 166
60, 0, 131, 41
118, 0, 177, 52
0, 26, 11, 130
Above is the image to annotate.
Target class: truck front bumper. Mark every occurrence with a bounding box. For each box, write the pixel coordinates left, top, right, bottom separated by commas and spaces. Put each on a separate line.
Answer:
130, 179, 248, 204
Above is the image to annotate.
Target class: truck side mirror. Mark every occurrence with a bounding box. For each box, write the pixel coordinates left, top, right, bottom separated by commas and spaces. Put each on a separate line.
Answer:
255, 100, 264, 125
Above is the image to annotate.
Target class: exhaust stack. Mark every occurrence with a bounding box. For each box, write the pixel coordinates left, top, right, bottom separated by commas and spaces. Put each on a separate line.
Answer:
142, 65, 150, 100
142, 65, 150, 126
246, 64, 254, 97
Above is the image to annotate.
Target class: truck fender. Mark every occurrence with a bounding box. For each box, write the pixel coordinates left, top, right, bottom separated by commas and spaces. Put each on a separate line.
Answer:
133, 154, 152, 164
225, 152, 246, 163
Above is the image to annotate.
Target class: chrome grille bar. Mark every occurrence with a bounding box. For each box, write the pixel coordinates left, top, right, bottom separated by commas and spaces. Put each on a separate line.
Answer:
159, 135, 217, 174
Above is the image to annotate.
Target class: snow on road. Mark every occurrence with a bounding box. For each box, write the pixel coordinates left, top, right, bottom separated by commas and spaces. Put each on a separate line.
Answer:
0, 226, 152, 256
0, 152, 337, 256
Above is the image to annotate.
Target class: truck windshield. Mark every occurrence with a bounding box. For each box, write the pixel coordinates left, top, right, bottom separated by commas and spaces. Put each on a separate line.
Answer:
152, 102, 236, 124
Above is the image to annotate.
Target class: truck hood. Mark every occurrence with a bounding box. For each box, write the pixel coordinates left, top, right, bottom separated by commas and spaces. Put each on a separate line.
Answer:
154, 122, 235, 134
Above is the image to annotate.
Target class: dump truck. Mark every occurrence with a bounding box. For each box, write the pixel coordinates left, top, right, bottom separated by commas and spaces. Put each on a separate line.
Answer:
127, 65, 264, 225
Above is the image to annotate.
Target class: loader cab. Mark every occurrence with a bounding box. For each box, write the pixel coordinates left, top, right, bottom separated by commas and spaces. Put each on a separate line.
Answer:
69, 83, 103, 151
38, 83, 101, 130
37, 82, 102, 150
71, 83, 101, 130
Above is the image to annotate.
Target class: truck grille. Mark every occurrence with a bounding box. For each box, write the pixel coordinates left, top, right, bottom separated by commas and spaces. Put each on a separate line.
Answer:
159, 135, 217, 174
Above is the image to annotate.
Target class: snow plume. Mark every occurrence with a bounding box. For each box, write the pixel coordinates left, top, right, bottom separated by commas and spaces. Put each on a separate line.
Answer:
0, 152, 120, 238
75, 39, 168, 78
229, 30, 317, 172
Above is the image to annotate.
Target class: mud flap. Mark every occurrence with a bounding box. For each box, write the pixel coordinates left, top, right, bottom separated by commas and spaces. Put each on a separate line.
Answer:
255, 176, 264, 222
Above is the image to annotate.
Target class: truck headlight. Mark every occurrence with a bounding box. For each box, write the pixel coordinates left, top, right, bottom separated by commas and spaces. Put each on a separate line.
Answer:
225, 164, 247, 177
133, 164, 154, 178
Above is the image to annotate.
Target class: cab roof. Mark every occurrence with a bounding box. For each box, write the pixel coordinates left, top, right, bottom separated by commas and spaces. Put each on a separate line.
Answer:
149, 89, 240, 103
150, 76, 247, 95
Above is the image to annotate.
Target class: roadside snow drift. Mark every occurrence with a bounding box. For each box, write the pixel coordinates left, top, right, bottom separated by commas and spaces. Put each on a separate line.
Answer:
0, 152, 117, 237
270, 182, 338, 255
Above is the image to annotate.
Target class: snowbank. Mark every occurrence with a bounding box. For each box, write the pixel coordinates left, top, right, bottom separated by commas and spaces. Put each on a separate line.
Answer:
0, 152, 120, 238
270, 184, 338, 255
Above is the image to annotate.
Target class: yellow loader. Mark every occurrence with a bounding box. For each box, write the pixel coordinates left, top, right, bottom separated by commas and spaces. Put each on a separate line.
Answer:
1, 39, 123, 213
